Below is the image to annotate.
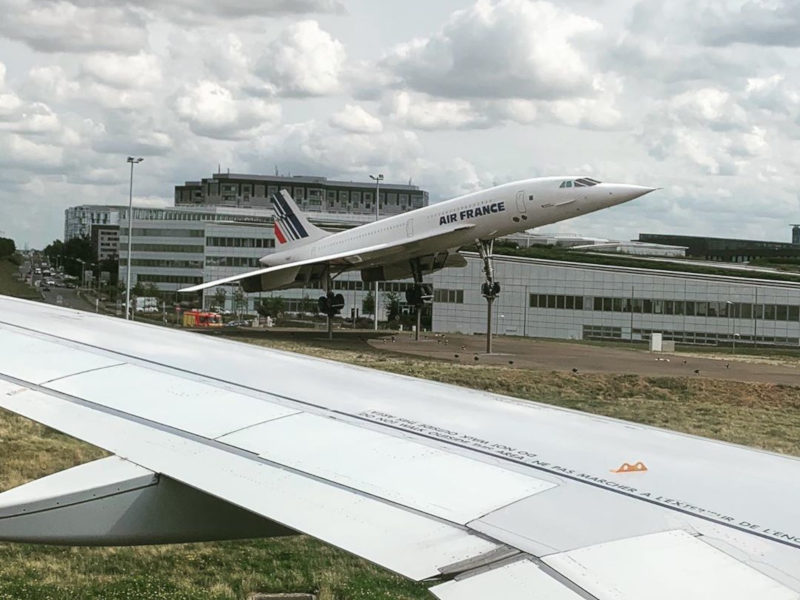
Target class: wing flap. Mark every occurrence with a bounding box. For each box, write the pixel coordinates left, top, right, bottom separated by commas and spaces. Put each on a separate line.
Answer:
0, 327, 123, 384
0, 387, 501, 580
44, 363, 300, 439
543, 530, 799, 600
218, 412, 555, 525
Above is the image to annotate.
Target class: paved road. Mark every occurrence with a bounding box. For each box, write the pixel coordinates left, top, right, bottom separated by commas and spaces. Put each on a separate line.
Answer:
369, 331, 800, 386
41, 286, 97, 312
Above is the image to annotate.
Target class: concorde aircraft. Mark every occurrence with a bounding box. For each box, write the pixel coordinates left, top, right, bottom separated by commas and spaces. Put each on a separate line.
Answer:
180, 177, 656, 306
0, 295, 798, 599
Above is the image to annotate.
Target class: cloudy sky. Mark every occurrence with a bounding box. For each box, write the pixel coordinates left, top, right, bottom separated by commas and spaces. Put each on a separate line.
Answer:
1, 0, 799, 248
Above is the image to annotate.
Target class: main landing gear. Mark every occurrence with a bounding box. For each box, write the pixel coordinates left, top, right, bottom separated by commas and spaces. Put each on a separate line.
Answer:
318, 266, 345, 340
405, 258, 432, 341
476, 239, 500, 354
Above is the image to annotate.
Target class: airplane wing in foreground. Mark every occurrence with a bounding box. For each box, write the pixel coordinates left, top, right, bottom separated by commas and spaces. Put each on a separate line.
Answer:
179, 223, 476, 293
0, 296, 798, 599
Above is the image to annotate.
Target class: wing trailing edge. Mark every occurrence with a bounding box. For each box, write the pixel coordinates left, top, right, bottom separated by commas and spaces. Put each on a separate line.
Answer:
180, 223, 476, 293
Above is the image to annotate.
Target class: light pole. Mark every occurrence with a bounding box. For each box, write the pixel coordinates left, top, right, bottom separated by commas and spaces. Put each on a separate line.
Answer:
369, 173, 383, 331
75, 258, 85, 290
125, 157, 143, 320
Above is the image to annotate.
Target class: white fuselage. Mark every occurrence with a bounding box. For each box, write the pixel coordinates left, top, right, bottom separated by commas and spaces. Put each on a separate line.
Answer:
261, 176, 653, 269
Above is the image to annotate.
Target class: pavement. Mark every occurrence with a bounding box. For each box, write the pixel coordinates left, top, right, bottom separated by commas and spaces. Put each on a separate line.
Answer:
41, 286, 98, 312
368, 331, 800, 386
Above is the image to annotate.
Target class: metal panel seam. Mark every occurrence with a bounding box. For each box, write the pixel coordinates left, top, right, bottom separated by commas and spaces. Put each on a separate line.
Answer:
0, 372, 498, 535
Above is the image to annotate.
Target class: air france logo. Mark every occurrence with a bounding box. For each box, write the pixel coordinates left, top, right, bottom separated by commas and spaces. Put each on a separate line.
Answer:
439, 201, 505, 225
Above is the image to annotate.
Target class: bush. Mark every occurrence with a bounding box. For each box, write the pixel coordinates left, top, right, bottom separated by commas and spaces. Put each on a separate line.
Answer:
0, 238, 15, 258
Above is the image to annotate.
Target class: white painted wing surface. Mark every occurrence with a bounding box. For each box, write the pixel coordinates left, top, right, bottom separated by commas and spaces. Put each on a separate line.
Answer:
0, 295, 799, 599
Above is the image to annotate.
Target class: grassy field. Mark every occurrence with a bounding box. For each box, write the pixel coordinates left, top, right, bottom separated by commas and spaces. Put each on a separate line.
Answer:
1, 329, 799, 599
0, 257, 40, 300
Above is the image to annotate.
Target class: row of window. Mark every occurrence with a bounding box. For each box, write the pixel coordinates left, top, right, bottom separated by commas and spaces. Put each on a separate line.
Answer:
205, 237, 275, 248
529, 294, 800, 322
137, 274, 202, 284
332, 280, 367, 291
131, 228, 204, 238
582, 325, 799, 347
123, 259, 203, 269
126, 209, 272, 224
434, 288, 464, 304
203, 182, 425, 208
205, 256, 260, 267
123, 244, 204, 253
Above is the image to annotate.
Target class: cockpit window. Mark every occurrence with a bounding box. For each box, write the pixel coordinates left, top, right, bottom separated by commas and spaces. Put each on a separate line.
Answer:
560, 178, 602, 188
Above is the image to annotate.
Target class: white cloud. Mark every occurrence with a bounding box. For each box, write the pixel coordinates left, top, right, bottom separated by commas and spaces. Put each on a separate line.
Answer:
668, 87, 749, 131
24, 66, 80, 101
174, 80, 281, 140
329, 104, 383, 133
386, 91, 490, 130
141, 0, 345, 24
82, 52, 163, 89
0, 133, 63, 169
0, 0, 148, 53
0, 101, 60, 134
256, 20, 346, 97
382, 0, 602, 100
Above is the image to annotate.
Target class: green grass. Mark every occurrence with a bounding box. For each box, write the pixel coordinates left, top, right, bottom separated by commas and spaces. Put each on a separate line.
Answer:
0, 257, 40, 300
2, 330, 799, 598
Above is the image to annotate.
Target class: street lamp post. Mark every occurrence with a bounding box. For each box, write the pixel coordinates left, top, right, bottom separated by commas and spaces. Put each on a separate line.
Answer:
75, 258, 85, 290
369, 173, 383, 331
125, 157, 143, 320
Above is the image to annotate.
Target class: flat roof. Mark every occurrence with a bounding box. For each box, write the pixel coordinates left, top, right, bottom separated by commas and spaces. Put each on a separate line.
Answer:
462, 252, 800, 290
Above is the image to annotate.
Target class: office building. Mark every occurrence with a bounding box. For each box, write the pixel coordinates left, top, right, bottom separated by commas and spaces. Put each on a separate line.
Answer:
175, 172, 427, 217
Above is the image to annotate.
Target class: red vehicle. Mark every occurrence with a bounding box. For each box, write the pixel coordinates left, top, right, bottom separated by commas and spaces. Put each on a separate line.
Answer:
181, 310, 222, 328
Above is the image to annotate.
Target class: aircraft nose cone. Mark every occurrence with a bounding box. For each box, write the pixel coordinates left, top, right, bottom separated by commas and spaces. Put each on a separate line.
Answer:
603, 184, 657, 205
615, 185, 657, 201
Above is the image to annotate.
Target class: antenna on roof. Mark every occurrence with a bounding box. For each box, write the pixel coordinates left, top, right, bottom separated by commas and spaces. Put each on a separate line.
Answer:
274, 165, 279, 176
217, 163, 221, 174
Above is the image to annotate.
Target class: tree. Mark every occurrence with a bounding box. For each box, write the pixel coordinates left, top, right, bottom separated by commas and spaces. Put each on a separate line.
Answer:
0, 237, 16, 258
233, 287, 247, 317
362, 290, 375, 317
213, 287, 227, 311
98, 256, 119, 287
43, 239, 63, 263
383, 291, 401, 322
257, 296, 284, 318
141, 283, 161, 298
299, 294, 314, 314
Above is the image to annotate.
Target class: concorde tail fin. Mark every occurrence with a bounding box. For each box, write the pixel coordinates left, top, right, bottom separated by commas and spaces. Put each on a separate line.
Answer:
271, 190, 330, 248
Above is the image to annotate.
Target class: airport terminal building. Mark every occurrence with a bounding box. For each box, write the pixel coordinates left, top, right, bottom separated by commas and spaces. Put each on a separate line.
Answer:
433, 254, 800, 348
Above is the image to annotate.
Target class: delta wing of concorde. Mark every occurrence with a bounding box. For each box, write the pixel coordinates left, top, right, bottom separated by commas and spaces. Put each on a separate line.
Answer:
180, 177, 656, 294
0, 296, 799, 599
